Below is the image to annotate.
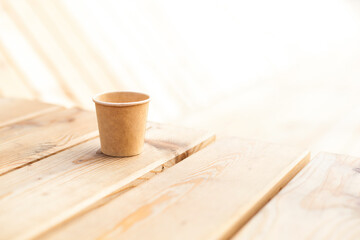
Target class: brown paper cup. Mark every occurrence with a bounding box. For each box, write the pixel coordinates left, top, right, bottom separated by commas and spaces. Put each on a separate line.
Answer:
93, 91, 150, 157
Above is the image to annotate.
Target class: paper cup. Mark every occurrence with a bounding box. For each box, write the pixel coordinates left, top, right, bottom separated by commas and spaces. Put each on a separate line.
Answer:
93, 91, 150, 157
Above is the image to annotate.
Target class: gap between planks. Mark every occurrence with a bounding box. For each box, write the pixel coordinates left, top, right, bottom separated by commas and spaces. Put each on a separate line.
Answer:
222, 148, 310, 240
232, 152, 360, 240
0, 98, 62, 128
0, 107, 99, 175
37, 137, 309, 240
0, 122, 215, 240
39, 133, 216, 238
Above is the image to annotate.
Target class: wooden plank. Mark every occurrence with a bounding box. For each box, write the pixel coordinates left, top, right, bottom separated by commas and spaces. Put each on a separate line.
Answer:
0, 98, 61, 128
38, 137, 309, 240
0, 123, 215, 240
0, 107, 98, 175
232, 152, 360, 240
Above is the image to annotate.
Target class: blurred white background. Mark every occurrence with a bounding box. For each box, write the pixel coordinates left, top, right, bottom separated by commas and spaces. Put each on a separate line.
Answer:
1, 0, 360, 155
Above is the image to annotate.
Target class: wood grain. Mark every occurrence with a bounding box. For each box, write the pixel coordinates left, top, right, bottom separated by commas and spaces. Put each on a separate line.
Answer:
0, 98, 61, 128
39, 137, 309, 240
233, 152, 360, 240
0, 122, 214, 240
0, 107, 98, 175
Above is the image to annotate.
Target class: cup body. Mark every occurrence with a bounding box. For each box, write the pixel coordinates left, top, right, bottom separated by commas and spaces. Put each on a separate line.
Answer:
93, 91, 150, 157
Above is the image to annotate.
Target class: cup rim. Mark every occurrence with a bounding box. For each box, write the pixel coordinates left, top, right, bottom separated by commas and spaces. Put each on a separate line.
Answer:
92, 91, 151, 107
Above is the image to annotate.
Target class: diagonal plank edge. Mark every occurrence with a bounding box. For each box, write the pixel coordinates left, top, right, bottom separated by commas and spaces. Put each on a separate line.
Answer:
222, 148, 310, 240
0, 98, 62, 128
49, 131, 215, 234
232, 152, 360, 240
0, 107, 98, 175
38, 137, 309, 240
0, 122, 215, 240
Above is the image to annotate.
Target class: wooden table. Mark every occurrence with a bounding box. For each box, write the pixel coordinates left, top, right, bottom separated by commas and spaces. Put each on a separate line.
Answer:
1, 98, 358, 240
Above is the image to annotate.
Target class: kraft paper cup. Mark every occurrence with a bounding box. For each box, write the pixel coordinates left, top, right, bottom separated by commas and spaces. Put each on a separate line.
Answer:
93, 91, 150, 157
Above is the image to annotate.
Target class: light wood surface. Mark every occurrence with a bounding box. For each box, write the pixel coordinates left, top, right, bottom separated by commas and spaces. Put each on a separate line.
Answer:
39, 137, 309, 240
0, 0, 359, 237
233, 152, 360, 240
0, 98, 61, 128
0, 121, 214, 240
0, 107, 98, 175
